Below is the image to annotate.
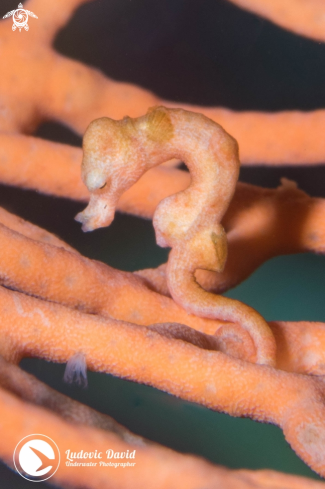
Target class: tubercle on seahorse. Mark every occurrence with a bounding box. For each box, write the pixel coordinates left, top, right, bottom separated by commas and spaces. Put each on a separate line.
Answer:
76, 106, 276, 367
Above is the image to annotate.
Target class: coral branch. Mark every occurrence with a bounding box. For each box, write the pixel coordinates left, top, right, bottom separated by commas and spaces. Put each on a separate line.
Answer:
184, 107, 325, 165
1, 285, 325, 475
0, 385, 322, 489
0, 133, 87, 200
227, 0, 325, 43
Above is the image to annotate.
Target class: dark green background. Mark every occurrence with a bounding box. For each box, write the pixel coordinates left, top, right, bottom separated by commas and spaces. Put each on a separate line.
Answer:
1, 0, 325, 485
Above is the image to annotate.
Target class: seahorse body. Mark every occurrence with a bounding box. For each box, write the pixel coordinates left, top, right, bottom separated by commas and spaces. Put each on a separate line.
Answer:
76, 107, 276, 366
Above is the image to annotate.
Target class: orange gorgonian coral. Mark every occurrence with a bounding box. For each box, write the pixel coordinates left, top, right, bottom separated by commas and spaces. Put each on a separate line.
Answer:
1, 0, 325, 487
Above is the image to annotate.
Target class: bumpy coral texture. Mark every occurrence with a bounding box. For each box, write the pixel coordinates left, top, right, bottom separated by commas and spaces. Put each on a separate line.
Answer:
1, 0, 325, 488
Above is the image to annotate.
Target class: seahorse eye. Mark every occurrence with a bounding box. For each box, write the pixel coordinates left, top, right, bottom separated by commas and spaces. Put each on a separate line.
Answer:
84, 170, 106, 191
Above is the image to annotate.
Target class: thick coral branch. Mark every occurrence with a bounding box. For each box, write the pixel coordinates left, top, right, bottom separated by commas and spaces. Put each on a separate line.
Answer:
0, 385, 323, 489
9, 360, 315, 488
227, 0, 325, 43
1, 286, 325, 475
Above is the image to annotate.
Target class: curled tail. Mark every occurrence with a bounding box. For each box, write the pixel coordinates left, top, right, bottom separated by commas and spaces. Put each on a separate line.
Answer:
167, 246, 276, 366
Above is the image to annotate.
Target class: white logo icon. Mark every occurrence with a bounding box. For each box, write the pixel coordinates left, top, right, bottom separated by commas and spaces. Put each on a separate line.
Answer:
3, 3, 38, 32
13, 434, 60, 482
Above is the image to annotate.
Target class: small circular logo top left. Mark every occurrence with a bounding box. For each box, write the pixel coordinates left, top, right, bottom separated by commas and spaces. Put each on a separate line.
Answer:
2, 3, 38, 32
13, 434, 60, 482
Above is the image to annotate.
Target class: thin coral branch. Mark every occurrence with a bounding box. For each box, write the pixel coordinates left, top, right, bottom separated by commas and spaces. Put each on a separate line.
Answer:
1, 384, 323, 489
227, 0, 325, 43
1, 285, 325, 475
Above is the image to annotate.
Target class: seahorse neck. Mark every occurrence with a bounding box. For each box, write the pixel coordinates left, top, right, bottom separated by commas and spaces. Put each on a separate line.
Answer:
136, 115, 230, 222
